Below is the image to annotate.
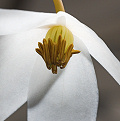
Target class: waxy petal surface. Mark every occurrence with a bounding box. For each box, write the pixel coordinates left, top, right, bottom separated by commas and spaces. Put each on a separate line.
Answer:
0, 28, 47, 120
28, 36, 98, 121
0, 9, 56, 35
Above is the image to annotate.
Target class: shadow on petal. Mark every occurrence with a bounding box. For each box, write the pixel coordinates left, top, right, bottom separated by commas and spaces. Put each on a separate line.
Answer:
28, 56, 63, 108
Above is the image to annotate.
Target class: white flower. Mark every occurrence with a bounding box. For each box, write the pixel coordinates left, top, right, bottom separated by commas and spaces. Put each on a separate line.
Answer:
0, 9, 120, 121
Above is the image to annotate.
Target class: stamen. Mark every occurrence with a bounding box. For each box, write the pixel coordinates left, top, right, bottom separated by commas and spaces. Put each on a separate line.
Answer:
53, 43, 56, 64
38, 42, 43, 51
51, 41, 54, 64
53, 43, 57, 64
35, 35, 80, 74
35, 48, 43, 58
59, 39, 66, 62
61, 44, 73, 69
43, 39, 48, 66
71, 49, 81, 54
57, 35, 62, 55
52, 64, 57, 74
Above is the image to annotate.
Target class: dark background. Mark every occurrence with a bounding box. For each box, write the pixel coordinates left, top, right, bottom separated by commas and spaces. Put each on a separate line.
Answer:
0, 0, 120, 121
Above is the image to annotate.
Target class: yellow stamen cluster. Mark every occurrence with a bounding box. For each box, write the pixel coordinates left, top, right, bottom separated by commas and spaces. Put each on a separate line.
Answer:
36, 35, 80, 74
36, 26, 80, 74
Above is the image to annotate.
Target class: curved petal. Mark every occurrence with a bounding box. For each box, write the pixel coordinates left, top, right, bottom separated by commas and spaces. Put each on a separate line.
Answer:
0, 9, 56, 35
28, 36, 98, 121
0, 28, 47, 120
58, 12, 120, 85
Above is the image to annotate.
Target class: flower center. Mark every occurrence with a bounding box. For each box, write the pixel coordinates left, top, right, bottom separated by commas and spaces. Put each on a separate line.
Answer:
36, 26, 80, 74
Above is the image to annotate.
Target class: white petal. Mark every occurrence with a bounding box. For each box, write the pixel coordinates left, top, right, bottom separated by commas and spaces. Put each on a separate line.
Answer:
28, 36, 98, 121
0, 9, 56, 35
58, 12, 120, 85
0, 28, 47, 120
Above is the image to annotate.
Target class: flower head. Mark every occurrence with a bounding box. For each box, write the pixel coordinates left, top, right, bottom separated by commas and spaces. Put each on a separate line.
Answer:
0, 0, 120, 121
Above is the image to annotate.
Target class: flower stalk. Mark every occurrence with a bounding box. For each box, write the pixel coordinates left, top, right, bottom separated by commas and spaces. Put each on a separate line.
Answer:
53, 0, 65, 13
